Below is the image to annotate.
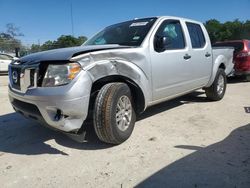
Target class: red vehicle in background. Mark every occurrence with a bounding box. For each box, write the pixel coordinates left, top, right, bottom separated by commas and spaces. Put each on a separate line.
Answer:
213, 40, 250, 81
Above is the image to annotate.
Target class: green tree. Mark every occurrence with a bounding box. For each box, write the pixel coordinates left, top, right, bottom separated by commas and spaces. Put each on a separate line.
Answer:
204, 19, 250, 43
30, 35, 87, 53
240, 20, 250, 39
54, 35, 87, 48
41, 40, 54, 51
6, 23, 24, 38
204, 19, 222, 43
0, 23, 24, 53
77, 36, 88, 44
30, 44, 41, 53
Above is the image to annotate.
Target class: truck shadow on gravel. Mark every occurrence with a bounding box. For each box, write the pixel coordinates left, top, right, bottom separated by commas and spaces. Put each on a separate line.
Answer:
0, 91, 220, 155
227, 76, 249, 84
138, 91, 209, 120
136, 124, 250, 188
0, 113, 112, 156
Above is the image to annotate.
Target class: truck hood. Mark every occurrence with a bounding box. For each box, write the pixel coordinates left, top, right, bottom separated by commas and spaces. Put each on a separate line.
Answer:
19, 45, 130, 64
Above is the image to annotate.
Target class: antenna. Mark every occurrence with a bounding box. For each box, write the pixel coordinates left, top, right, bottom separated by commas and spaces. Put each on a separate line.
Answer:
70, 2, 75, 36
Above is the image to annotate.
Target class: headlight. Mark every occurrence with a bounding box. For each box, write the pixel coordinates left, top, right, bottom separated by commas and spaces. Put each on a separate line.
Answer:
42, 62, 81, 87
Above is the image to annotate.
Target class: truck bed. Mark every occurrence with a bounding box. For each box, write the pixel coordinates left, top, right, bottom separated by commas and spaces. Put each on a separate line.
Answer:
212, 47, 234, 76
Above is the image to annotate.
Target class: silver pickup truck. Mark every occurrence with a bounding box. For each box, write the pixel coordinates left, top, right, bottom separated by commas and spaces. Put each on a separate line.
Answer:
8, 16, 234, 144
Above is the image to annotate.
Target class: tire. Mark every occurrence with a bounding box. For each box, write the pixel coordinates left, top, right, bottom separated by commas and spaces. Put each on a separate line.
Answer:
93, 82, 136, 144
205, 68, 227, 101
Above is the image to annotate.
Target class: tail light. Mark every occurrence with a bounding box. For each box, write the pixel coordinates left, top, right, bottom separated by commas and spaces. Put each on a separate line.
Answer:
237, 52, 250, 58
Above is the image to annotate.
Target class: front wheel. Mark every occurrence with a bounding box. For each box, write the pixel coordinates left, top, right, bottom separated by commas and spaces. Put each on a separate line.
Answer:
93, 82, 136, 144
205, 68, 227, 101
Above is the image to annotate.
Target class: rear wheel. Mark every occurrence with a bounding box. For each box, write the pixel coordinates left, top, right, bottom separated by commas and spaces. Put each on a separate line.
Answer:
93, 82, 136, 144
205, 68, 227, 101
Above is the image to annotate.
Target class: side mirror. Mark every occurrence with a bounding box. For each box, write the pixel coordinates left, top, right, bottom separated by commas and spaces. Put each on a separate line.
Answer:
154, 36, 171, 52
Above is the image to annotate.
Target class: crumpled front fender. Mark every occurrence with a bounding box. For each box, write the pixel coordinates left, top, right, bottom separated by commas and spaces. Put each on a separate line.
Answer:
87, 59, 151, 110
71, 51, 152, 110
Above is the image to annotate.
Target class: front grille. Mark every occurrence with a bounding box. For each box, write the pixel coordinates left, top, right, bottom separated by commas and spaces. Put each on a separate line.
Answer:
9, 63, 39, 93
9, 67, 21, 90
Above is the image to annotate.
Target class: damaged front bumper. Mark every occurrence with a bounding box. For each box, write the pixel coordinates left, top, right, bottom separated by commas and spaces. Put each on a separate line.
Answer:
8, 70, 92, 133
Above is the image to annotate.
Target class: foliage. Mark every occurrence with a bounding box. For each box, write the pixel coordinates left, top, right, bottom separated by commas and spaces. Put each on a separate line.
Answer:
0, 23, 24, 53
30, 35, 87, 53
5, 23, 24, 38
204, 19, 250, 44
1, 19, 250, 56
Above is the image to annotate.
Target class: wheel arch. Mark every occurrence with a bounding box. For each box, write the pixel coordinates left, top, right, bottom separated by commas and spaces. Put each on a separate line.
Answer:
205, 55, 227, 88
85, 60, 151, 114
90, 75, 146, 114
219, 63, 226, 70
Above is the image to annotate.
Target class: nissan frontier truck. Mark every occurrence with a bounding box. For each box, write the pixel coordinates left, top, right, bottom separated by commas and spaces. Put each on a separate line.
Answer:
8, 16, 234, 144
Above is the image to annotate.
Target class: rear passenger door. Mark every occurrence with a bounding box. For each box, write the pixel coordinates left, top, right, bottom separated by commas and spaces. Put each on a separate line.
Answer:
185, 22, 212, 87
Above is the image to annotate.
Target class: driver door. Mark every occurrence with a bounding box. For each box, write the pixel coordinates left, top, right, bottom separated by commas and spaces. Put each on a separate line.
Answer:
150, 19, 192, 101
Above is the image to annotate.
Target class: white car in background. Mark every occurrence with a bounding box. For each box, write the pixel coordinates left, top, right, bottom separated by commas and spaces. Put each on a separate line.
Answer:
0, 53, 17, 74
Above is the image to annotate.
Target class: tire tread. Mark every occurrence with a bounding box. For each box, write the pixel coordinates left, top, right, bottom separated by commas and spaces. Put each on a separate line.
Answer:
205, 68, 226, 101
93, 83, 133, 144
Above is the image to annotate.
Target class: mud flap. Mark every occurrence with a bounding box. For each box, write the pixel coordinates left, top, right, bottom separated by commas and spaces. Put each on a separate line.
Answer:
64, 131, 87, 143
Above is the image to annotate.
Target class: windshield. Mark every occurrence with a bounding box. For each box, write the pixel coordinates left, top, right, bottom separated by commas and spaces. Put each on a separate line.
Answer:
84, 17, 157, 47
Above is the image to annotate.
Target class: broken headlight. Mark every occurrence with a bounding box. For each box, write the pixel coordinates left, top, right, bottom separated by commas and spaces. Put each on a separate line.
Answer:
42, 62, 81, 87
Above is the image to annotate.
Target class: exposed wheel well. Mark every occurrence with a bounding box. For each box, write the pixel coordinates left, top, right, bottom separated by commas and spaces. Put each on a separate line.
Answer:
219, 63, 226, 70
88, 75, 146, 115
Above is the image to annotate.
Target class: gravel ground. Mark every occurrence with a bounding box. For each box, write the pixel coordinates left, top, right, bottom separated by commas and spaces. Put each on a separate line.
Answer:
0, 75, 249, 188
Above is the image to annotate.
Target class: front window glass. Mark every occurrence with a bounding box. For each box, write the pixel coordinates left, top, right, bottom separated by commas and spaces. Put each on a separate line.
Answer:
84, 18, 157, 47
154, 20, 186, 50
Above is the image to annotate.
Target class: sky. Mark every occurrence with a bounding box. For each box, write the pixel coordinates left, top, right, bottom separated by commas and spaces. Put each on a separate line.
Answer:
0, 0, 249, 46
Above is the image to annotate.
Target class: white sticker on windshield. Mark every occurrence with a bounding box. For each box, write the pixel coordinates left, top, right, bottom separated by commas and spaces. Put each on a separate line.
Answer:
133, 36, 140, 40
130, 22, 148, 27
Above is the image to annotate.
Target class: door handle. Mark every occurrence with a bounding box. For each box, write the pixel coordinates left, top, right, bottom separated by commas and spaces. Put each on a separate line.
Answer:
205, 52, 211, 57
183, 54, 191, 60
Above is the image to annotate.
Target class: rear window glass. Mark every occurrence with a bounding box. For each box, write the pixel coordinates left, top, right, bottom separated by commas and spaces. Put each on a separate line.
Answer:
186, 22, 206, 48
213, 42, 244, 53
